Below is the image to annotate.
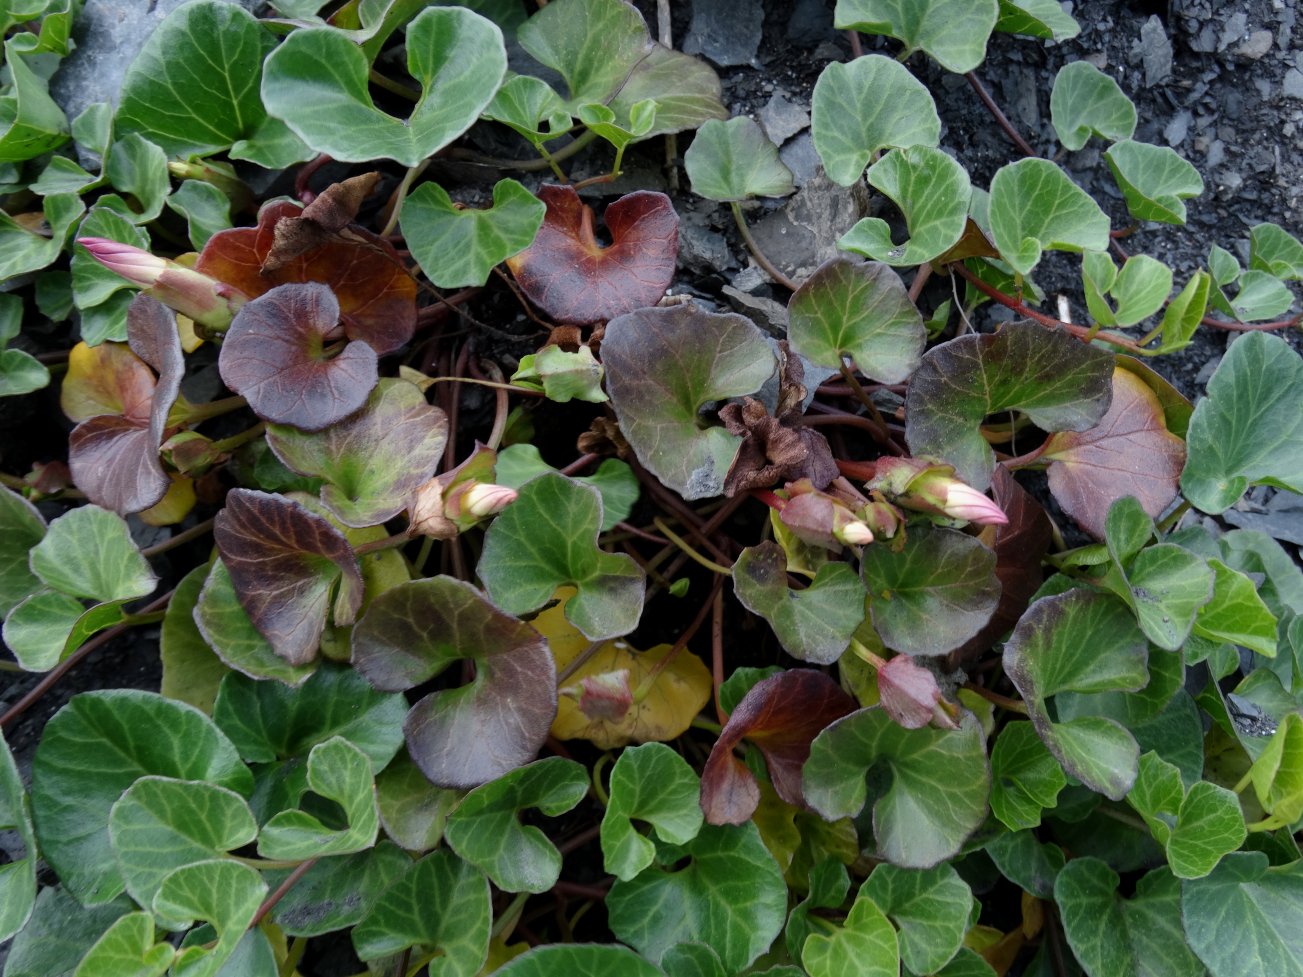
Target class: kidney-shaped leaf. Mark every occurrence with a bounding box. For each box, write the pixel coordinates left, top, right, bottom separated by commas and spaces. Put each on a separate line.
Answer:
732, 542, 866, 664
72, 912, 173, 977
811, 54, 940, 187
403, 178, 546, 288
29, 502, 156, 602
607, 822, 787, 973
601, 742, 704, 881
259, 736, 380, 859
516, 0, 650, 108
1002, 589, 1148, 799
214, 488, 363, 666
836, 0, 999, 73
198, 200, 417, 356
153, 859, 266, 977
1182, 853, 1303, 977
443, 757, 588, 893
988, 158, 1111, 276
1181, 332, 1303, 514
1126, 752, 1245, 879
1044, 367, 1186, 540
839, 146, 972, 267
267, 841, 408, 939
604, 304, 777, 500
30, 690, 252, 905
268, 378, 447, 528
1049, 61, 1137, 151
787, 255, 926, 383
1106, 140, 1204, 225
905, 319, 1114, 491
996, 0, 1080, 38
262, 6, 506, 166
701, 669, 858, 825
479, 472, 645, 638
352, 576, 558, 788
494, 944, 666, 977
802, 879, 898, 977
864, 862, 973, 976
505, 185, 677, 324
218, 283, 379, 431
684, 117, 794, 202
803, 708, 989, 868
988, 720, 1066, 831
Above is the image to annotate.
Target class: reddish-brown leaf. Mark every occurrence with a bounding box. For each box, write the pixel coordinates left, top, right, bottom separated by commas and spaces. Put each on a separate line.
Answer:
877, 655, 942, 729
61, 340, 155, 424
214, 488, 364, 666
1043, 367, 1185, 539
198, 198, 416, 355
952, 467, 1052, 662
218, 282, 378, 431
700, 669, 857, 825
505, 185, 678, 324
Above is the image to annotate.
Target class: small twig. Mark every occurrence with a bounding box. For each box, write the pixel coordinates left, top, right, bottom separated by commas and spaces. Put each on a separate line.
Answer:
445, 130, 599, 174
729, 201, 800, 291
251, 858, 319, 929
965, 71, 1037, 157
1200, 309, 1303, 332
846, 29, 864, 58
558, 453, 600, 477
551, 879, 612, 901
380, 161, 429, 238
631, 576, 724, 704
368, 68, 419, 101
140, 517, 216, 560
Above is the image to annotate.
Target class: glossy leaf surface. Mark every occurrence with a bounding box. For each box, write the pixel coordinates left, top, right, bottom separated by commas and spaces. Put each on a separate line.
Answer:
601, 742, 704, 881
193, 560, 318, 685
802, 881, 898, 977
989, 720, 1066, 830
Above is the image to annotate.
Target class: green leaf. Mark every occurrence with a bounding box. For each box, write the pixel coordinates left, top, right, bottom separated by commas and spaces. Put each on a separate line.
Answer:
661, 943, 726, 977
108, 777, 257, 918
114, 1, 272, 157
1122, 543, 1214, 651
811, 54, 941, 186
1249, 222, 1303, 280
606, 43, 727, 138
0, 483, 45, 616
267, 841, 408, 937
516, 0, 649, 109
1003, 590, 1147, 799
71, 204, 152, 311
803, 709, 989, 867
491, 945, 667, 977
860, 525, 1000, 656
29, 155, 96, 195
1054, 860, 1207, 977
403, 178, 545, 288
30, 690, 252, 904
839, 146, 972, 266
0, 347, 50, 397
73, 912, 173, 977
843, 0, 1001, 69
1220, 269, 1295, 321
267, 378, 447, 528
1049, 61, 1137, 151
376, 751, 460, 853
1246, 713, 1303, 823
787, 254, 925, 383
228, 114, 314, 170
153, 859, 266, 977
995, 0, 1080, 39
4, 887, 134, 977
0, 728, 36, 942
905, 318, 1114, 490
732, 542, 865, 664
1082, 252, 1173, 327
0, 192, 83, 280
602, 742, 705, 881
352, 850, 490, 969
1182, 852, 1303, 977
989, 720, 1066, 831
444, 757, 588, 893
1181, 332, 1303, 513
1193, 559, 1278, 657
262, 7, 507, 166
167, 180, 233, 251
1126, 753, 1245, 879
482, 73, 571, 145
577, 98, 656, 153
985, 830, 1065, 899
30, 503, 156, 601
511, 345, 607, 404
0, 38, 69, 162
258, 737, 380, 859
479, 472, 645, 639
495, 445, 637, 531
103, 133, 170, 223
4, 590, 135, 672
863, 862, 972, 975
684, 116, 794, 202
1105, 140, 1204, 225
603, 304, 777, 500
607, 822, 787, 973
802, 879, 898, 977
193, 560, 317, 686
159, 563, 228, 715
989, 158, 1111, 275
1155, 270, 1210, 353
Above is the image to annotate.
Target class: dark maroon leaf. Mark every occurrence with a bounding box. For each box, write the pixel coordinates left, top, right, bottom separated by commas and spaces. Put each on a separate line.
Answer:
214, 488, 364, 666
700, 669, 857, 825
953, 467, 1053, 662
505, 185, 678, 324
218, 282, 378, 431
351, 577, 557, 789
198, 198, 416, 355
719, 396, 838, 496
877, 655, 942, 730
262, 173, 381, 270
68, 296, 185, 514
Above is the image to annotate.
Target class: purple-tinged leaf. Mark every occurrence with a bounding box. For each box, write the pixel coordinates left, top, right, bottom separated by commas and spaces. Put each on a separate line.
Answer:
218, 282, 378, 431
701, 670, 857, 825
352, 577, 557, 789
214, 489, 363, 667
877, 655, 943, 730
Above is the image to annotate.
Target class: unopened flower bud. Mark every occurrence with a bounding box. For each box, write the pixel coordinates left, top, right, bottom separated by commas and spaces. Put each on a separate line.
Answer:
77, 237, 245, 332
834, 519, 874, 546
161, 432, 223, 477
938, 482, 1008, 526
461, 481, 517, 518
867, 457, 1007, 526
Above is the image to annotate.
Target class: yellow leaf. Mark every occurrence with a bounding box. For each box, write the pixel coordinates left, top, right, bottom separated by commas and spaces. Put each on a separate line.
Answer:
138, 474, 196, 526
61, 340, 155, 422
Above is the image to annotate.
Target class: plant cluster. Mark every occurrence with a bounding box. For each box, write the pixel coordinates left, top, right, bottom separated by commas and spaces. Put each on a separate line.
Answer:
2, 0, 1303, 975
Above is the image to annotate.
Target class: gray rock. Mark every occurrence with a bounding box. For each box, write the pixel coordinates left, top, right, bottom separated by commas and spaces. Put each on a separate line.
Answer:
1140, 15, 1173, 87
682, 0, 763, 67
1285, 68, 1303, 100
787, 0, 835, 47
678, 209, 735, 275
1234, 30, 1274, 60
759, 92, 811, 147
749, 172, 871, 280
721, 285, 788, 337
779, 131, 822, 187
1217, 11, 1248, 51
1224, 501, 1303, 546
1165, 109, 1193, 146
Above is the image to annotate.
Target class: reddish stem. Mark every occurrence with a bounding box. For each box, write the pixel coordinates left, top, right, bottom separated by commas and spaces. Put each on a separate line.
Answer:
712, 586, 728, 725
1201, 310, 1303, 332
251, 858, 319, 928
835, 459, 878, 481
965, 71, 1037, 157
294, 154, 333, 203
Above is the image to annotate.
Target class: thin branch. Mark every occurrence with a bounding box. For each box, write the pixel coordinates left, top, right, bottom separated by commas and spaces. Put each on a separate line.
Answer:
251, 858, 319, 928
730, 201, 800, 291
140, 517, 216, 559
965, 71, 1037, 157
1201, 309, 1303, 332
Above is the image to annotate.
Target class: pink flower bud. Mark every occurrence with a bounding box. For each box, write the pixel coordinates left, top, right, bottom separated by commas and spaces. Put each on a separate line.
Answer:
461, 481, 517, 518
939, 482, 1008, 526
834, 519, 874, 546
77, 237, 167, 288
